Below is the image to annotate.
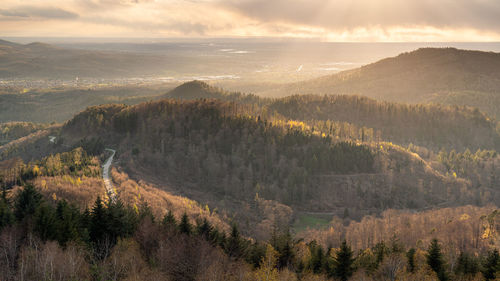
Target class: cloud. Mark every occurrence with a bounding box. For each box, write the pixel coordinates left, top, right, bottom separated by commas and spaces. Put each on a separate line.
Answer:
0, 0, 499, 40
218, 0, 500, 32
0, 6, 79, 19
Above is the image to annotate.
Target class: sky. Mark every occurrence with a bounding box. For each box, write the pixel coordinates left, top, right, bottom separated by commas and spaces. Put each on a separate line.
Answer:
1, 0, 500, 42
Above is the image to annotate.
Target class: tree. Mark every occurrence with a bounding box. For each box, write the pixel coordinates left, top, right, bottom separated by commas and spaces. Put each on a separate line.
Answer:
455, 251, 479, 277
426, 239, 448, 281
106, 200, 137, 242
33, 203, 56, 241
89, 196, 113, 260
178, 212, 192, 235
373, 241, 388, 267
331, 240, 355, 281
196, 218, 213, 240
162, 210, 176, 229
0, 196, 13, 231
307, 241, 325, 274
406, 248, 416, 273
55, 200, 81, 246
14, 184, 42, 221
482, 249, 500, 281
225, 224, 245, 259
270, 229, 295, 269
254, 244, 279, 281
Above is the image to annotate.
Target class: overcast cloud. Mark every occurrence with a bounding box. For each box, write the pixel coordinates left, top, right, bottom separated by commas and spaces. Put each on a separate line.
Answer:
0, 0, 499, 41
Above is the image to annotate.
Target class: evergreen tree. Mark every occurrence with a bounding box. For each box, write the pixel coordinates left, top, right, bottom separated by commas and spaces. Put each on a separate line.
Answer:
226, 224, 245, 259
106, 200, 137, 242
246, 242, 267, 268
270, 229, 295, 269
482, 249, 500, 281
33, 203, 56, 241
162, 210, 176, 229
137, 201, 155, 223
455, 251, 479, 277
89, 196, 108, 244
373, 240, 388, 267
426, 239, 448, 281
55, 200, 81, 246
196, 218, 213, 240
406, 248, 416, 273
330, 240, 355, 281
0, 195, 14, 231
14, 183, 42, 221
309, 243, 324, 274
178, 212, 191, 235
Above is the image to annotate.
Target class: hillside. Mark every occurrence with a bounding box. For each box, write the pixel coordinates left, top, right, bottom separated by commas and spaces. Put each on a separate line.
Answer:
1, 84, 499, 231
1, 98, 499, 281
263, 48, 500, 119
0, 39, 172, 79
166, 81, 500, 152
0, 122, 48, 146
39, 100, 495, 221
268, 95, 500, 151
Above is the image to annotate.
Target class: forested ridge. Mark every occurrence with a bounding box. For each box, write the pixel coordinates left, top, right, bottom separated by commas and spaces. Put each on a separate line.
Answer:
63, 99, 375, 205
268, 94, 500, 151
262, 47, 500, 120
163, 81, 500, 152
0, 122, 48, 146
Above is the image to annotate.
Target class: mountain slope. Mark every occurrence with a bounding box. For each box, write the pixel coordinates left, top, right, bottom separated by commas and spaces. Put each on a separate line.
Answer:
267, 95, 500, 151
264, 48, 500, 118
164, 81, 500, 151
59, 100, 494, 212
1, 97, 499, 235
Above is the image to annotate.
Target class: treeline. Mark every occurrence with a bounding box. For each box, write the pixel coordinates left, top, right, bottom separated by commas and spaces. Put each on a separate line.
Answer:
63, 100, 375, 206
268, 95, 500, 151
1, 184, 500, 280
0, 148, 100, 189
0, 122, 47, 145
301, 206, 500, 254
266, 48, 500, 120
437, 149, 500, 189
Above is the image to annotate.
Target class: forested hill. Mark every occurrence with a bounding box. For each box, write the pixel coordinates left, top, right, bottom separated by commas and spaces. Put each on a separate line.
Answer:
163, 80, 264, 105
48, 99, 495, 214
164, 81, 500, 152
268, 95, 500, 151
263, 48, 500, 118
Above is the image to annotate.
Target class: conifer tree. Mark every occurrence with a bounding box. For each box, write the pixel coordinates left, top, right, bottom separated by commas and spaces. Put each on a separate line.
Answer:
14, 183, 42, 221
482, 249, 500, 281
89, 196, 107, 244
178, 212, 191, 235
426, 239, 448, 281
0, 194, 13, 231
406, 248, 416, 273
331, 240, 355, 281
455, 251, 479, 277
226, 224, 245, 259
162, 210, 176, 228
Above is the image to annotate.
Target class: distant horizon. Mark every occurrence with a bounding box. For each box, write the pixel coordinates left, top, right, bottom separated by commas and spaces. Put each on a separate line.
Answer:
4, 36, 500, 44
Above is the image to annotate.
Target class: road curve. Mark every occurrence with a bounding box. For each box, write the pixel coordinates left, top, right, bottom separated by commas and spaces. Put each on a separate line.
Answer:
103, 148, 117, 202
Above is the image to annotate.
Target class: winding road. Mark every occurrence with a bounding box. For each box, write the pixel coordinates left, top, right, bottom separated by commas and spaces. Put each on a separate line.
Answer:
103, 148, 117, 202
